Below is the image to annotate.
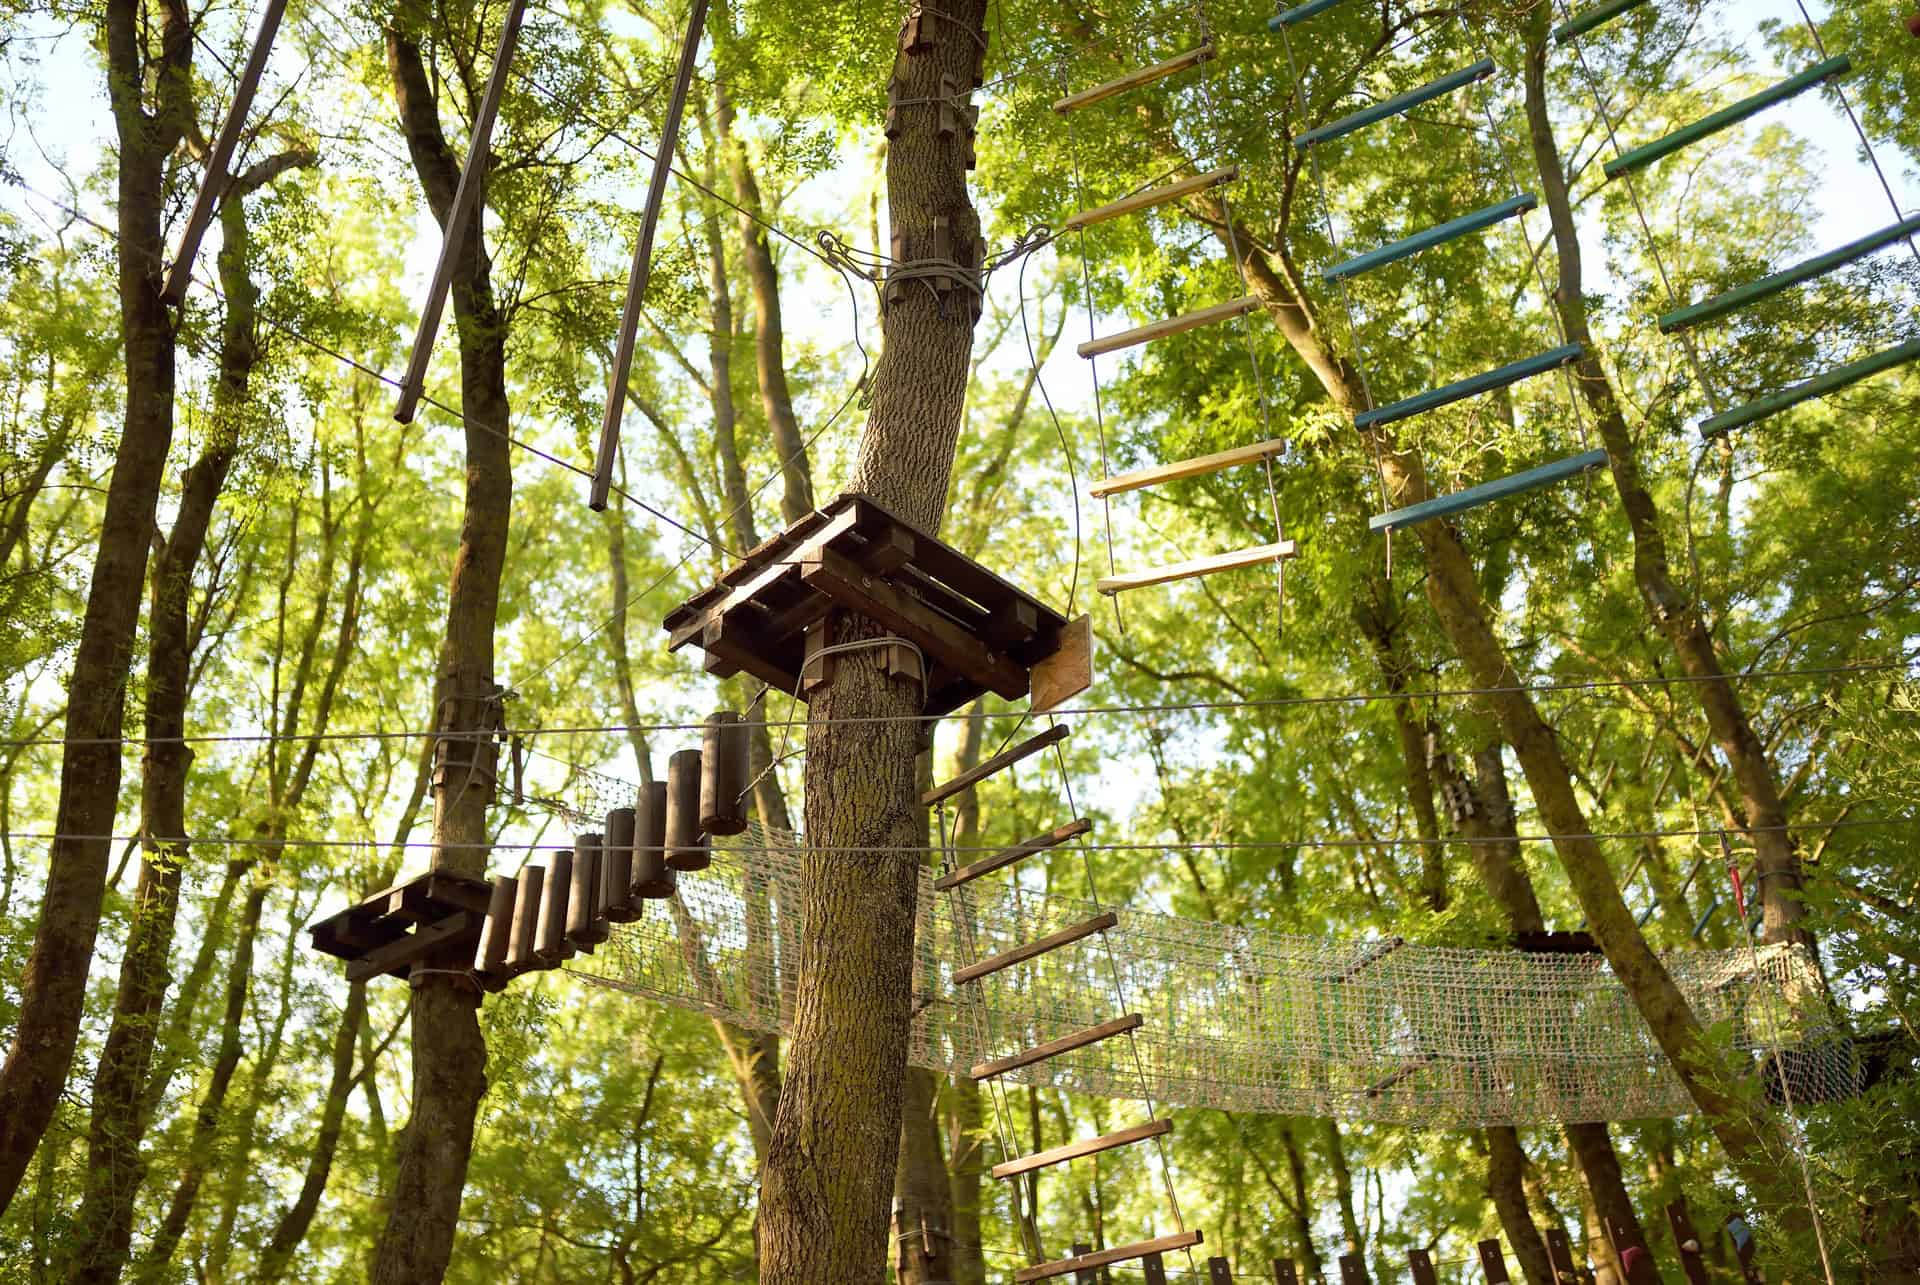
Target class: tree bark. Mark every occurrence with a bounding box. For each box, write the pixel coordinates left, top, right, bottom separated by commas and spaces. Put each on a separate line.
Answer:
895, 1067, 959, 1285
0, 0, 193, 1212
757, 6, 988, 1278
943, 706, 989, 1285
1325, 1119, 1365, 1255
1487, 1127, 1556, 1285
370, 13, 516, 1281
1283, 1121, 1326, 1283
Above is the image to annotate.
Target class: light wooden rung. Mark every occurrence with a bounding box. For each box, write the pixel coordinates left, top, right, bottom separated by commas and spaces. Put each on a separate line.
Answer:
923, 724, 1069, 807
1090, 437, 1287, 499
934, 818, 1092, 890
1079, 295, 1260, 359
1064, 167, 1238, 232
1015, 1232, 1205, 1282
1097, 541, 1297, 597
1053, 44, 1214, 114
992, 1118, 1171, 1180
971, 1013, 1143, 1080
953, 912, 1118, 985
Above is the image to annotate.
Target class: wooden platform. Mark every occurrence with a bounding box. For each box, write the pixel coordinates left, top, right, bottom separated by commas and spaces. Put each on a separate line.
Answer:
663, 493, 1072, 716
307, 870, 494, 983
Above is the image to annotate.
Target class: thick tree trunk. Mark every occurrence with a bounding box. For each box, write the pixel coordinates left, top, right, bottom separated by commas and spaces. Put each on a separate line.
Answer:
757, 6, 988, 1278
370, 16, 515, 1282
0, 0, 192, 1213
1519, 15, 1807, 948
1487, 1127, 1556, 1285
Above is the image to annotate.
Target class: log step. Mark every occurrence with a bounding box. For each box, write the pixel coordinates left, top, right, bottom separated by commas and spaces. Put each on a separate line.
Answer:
1053, 44, 1214, 114
1064, 167, 1237, 232
1014, 1231, 1205, 1282
1605, 57, 1850, 179
953, 912, 1118, 985
934, 818, 1091, 891
992, 1117, 1171, 1179
1079, 296, 1261, 359
1096, 540, 1297, 597
1089, 437, 1287, 499
971, 1013, 1143, 1080
923, 724, 1068, 807
1268, 0, 1344, 29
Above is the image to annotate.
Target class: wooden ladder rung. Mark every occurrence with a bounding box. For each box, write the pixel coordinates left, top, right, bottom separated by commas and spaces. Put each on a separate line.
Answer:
1015, 1232, 1205, 1282
1064, 167, 1238, 232
923, 724, 1069, 807
934, 818, 1091, 891
1096, 540, 1297, 597
954, 912, 1118, 985
1052, 44, 1214, 114
1079, 295, 1260, 359
992, 1118, 1171, 1180
971, 1013, 1142, 1080
1089, 437, 1287, 499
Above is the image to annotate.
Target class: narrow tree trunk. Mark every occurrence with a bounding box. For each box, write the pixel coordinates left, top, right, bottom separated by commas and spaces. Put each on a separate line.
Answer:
1325, 1119, 1365, 1255
944, 706, 989, 1285
1487, 1127, 1556, 1285
0, 0, 192, 1212
1283, 1122, 1326, 1283
895, 1067, 958, 1285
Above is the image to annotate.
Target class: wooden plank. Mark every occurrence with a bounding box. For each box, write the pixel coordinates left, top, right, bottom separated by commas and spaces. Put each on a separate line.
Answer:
1660, 215, 1920, 333
934, 818, 1093, 891
1030, 615, 1091, 714
1544, 1228, 1579, 1280
1326, 194, 1537, 283
1268, 0, 1346, 29
1144, 1255, 1169, 1285
1273, 1260, 1300, 1285
1209, 1259, 1234, 1285
1014, 1231, 1204, 1282
666, 505, 863, 646
1370, 449, 1607, 532
1476, 1241, 1512, 1283
1553, 0, 1647, 43
1052, 44, 1213, 113
1064, 167, 1238, 232
1096, 540, 1297, 596
992, 1117, 1170, 1180
1090, 438, 1287, 499
1409, 1248, 1439, 1285
1079, 295, 1260, 359
1296, 59, 1496, 150
1605, 57, 1851, 179
344, 911, 482, 983
956, 912, 1118, 986
1698, 336, 1920, 439
1339, 1253, 1371, 1284
1666, 1202, 1711, 1285
1356, 345, 1584, 432
971, 1013, 1143, 1080
924, 725, 1070, 806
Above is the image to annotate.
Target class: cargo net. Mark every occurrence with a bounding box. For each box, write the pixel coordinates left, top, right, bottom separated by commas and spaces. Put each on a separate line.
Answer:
570, 820, 1855, 1126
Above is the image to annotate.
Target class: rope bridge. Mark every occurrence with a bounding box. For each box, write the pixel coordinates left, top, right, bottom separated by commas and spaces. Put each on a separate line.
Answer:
571, 823, 1850, 1126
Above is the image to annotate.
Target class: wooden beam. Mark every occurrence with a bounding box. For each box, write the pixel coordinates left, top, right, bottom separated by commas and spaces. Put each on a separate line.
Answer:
1409, 1249, 1439, 1285
956, 913, 1118, 986
1209, 1259, 1234, 1285
971, 1013, 1143, 1080
344, 911, 483, 983
1064, 167, 1238, 232
1339, 1253, 1372, 1284
991, 1117, 1170, 1179
924, 725, 1069, 806
1014, 1232, 1204, 1282
1605, 57, 1851, 180
934, 818, 1093, 891
1079, 295, 1260, 359
1665, 1202, 1711, 1285
1476, 1240, 1512, 1283
1089, 437, 1288, 499
1052, 44, 1214, 113
1096, 541, 1296, 596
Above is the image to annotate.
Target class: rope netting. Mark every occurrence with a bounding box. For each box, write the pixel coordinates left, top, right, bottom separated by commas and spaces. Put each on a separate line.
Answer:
570, 821, 1854, 1126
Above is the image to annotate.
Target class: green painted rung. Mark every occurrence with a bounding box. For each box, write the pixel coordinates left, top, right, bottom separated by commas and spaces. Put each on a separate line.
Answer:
1553, 0, 1649, 45
1660, 215, 1920, 333
1269, 0, 1345, 30
1296, 60, 1496, 150
1369, 448, 1607, 532
1698, 336, 1920, 439
1356, 343, 1582, 430
1326, 194, 1538, 284
1605, 56, 1851, 180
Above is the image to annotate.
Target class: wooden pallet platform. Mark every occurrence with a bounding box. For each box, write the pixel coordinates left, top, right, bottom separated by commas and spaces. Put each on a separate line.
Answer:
1015, 1232, 1204, 1282
971, 1013, 1143, 1080
992, 1117, 1170, 1179
934, 818, 1092, 890
663, 493, 1071, 716
307, 870, 494, 982
953, 912, 1117, 985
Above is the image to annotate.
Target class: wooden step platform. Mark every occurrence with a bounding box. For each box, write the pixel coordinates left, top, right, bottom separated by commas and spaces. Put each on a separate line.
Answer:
1698, 335, 1920, 439
1015, 1232, 1204, 1282
1064, 167, 1237, 232
934, 818, 1092, 890
953, 912, 1117, 985
1053, 44, 1214, 114
1097, 540, 1297, 596
1660, 215, 1920, 334
307, 870, 494, 984
1606, 56, 1850, 180
1325, 194, 1537, 283
1079, 295, 1260, 359
923, 724, 1068, 807
1269, 0, 1344, 28
1089, 437, 1287, 499
971, 1013, 1142, 1080
663, 493, 1072, 716
1367, 449, 1607, 533
992, 1117, 1171, 1179
1295, 59, 1495, 150
1355, 344, 1582, 431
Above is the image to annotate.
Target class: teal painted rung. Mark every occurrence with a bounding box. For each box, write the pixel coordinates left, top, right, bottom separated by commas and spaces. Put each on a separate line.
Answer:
1660, 215, 1920, 333
1269, 0, 1345, 30
1698, 336, 1920, 439
1553, 0, 1649, 45
1325, 194, 1537, 283
1605, 56, 1851, 180
1691, 896, 1721, 941
1636, 901, 1657, 928
1368, 448, 1606, 532
1296, 60, 1496, 150
1355, 343, 1583, 430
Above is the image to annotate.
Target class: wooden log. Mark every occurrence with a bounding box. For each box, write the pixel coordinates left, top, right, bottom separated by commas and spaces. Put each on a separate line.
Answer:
1063, 166, 1238, 232
1209, 1257, 1234, 1284
701, 710, 750, 835
934, 818, 1093, 891
632, 781, 677, 897
602, 807, 640, 923
534, 850, 573, 967
1339, 1252, 1372, 1284
1078, 295, 1260, 359
666, 748, 710, 870
1015, 1232, 1204, 1282
1273, 1260, 1300, 1285
568, 835, 607, 948
472, 874, 518, 987
1052, 43, 1214, 113
1409, 1248, 1439, 1285
1096, 540, 1297, 596
991, 1117, 1170, 1179
1665, 1201, 1710, 1285
971, 1013, 1143, 1080
1089, 436, 1287, 499
924, 724, 1069, 806
1477, 1240, 1512, 1283
506, 865, 544, 974
954, 913, 1117, 985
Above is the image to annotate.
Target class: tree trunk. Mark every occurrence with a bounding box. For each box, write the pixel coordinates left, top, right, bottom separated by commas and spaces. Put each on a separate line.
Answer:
1325, 1119, 1365, 1255
0, 0, 192, 1212
1566, 1122, 1659, 1285
370, 14, 515, 1281
756, 4, 988, 1280
895, 1067, 958, 1285
944, 706, 989, 1285
1519, 13, 1807, 948
1283, 1122, 1326, 1283
1487, 1127, 1556, 1285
